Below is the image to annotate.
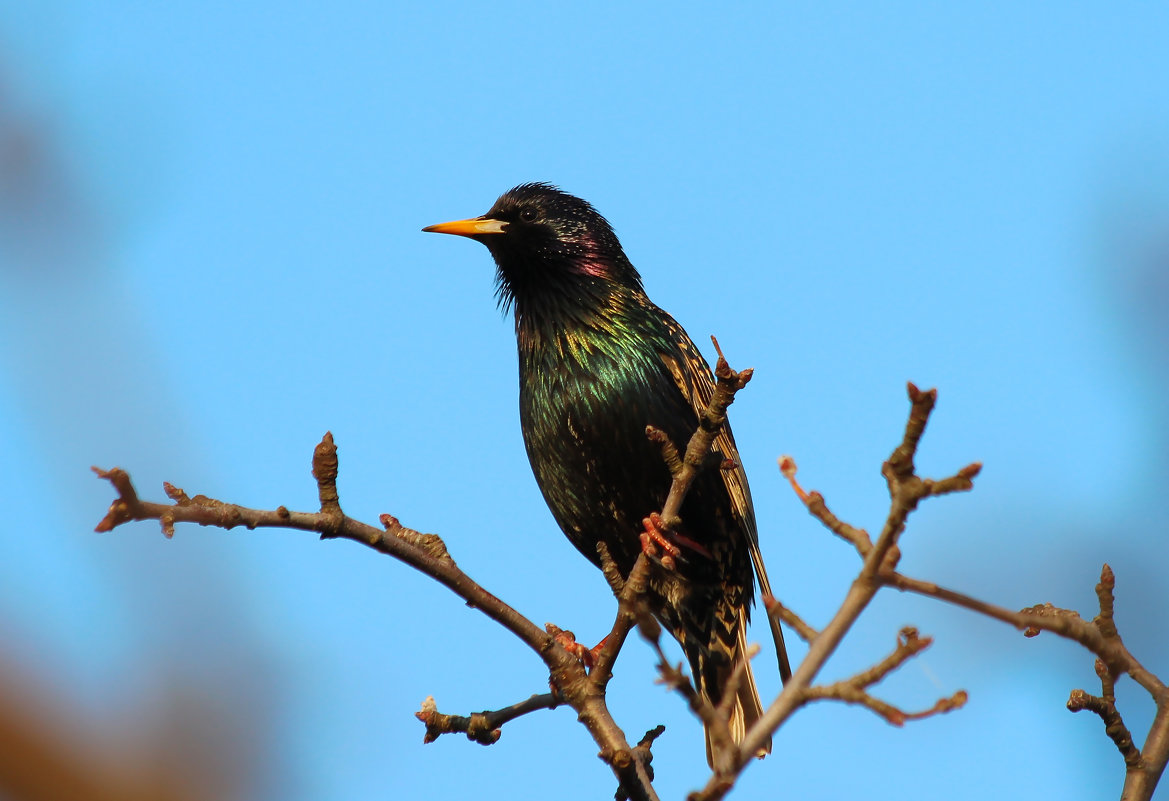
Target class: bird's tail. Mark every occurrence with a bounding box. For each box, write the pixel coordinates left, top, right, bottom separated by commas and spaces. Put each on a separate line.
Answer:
693, 605, 771, 767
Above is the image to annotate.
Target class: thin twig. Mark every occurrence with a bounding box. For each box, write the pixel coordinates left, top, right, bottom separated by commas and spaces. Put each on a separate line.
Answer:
779, 456, 871, 555
762, 595, 818, 643
619, 726, 667, 801
590, 553, 654, 691
92, 340, 763, 801
884, 565, 1169, 800
93, 439, 661, 801
649, 642, 736, 762
1067, 689, 1140, 767
416, 692, 563, 745
803, 627, 967, 726
658, 336, 753, 527
692, 383, 977, 800
884, 570, 1165, 696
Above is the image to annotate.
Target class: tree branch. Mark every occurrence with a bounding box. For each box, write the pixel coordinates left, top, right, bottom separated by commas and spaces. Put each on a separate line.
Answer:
692, 381, 1167, 801
885, 565, 1169, 800
762, 594, 818, 643
95, 357, 1169, 801
657, 335, 753, 528
589, 549, 655, 693
802, 627, 967, 725
93, 343, 763, 801
779, 455, 871, 555
415, 692, 562, 746
692, 383, 978, 800
93, 437, 660, 801
640, 633, 750, 768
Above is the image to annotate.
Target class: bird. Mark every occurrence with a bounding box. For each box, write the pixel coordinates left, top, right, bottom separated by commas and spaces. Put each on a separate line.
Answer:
423, 183, 790, 765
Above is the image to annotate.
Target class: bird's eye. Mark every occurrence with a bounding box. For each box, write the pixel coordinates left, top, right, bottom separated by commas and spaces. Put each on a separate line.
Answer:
519, 207, 538, 223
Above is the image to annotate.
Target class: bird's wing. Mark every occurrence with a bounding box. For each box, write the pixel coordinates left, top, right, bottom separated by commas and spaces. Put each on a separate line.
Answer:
658, 317, 792, 683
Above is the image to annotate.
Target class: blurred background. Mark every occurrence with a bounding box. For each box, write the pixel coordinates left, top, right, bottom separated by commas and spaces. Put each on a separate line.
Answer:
1, 3, 1167, 799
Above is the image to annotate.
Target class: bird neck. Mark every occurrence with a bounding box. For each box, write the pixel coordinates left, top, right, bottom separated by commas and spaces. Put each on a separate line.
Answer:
514, 281, 657, 366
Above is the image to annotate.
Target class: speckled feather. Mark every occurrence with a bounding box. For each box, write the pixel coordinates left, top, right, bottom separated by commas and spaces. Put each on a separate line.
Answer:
427, 183, 790, 764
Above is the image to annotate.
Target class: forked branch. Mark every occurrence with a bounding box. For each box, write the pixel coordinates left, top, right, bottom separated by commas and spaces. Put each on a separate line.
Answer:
93, 346, 763, 801
691, 382, 1166, 801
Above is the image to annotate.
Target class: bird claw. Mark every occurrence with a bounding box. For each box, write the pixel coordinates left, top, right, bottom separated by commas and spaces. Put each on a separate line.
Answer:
639, 512, 713, 570
548, 624, 607, 670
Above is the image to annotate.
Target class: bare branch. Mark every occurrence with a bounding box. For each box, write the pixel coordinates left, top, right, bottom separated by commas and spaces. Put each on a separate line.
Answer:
619, 726, 667, 801
96, 359, 1169, 801
92, 338, 768, 801
885, 570, 1166, 697
847, 627, 932, 693
883, 564, 1169, 800
95, 461, 555, 659
718, 382, 1167, 801
648, 642, 736, 763
692, 382, 978, 801
884, 382, 935, 482
779, 456, 872, 555
1067, 688, 1140, 767
658, 335, 753, 527
1095, 564, 1119, 640
93, 438, 660, 801
645, 426, 683, 478
416, 693, 562, 746
803, 627, 967, 726
762, 594, 818, 643
590, 553, 655, 692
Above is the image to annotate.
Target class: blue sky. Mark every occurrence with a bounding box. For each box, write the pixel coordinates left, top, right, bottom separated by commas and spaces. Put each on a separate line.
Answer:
2, 3, 1168, 799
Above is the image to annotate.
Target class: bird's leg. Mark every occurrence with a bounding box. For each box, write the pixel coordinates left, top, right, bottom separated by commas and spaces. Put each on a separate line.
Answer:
587, 634, 610, 666
547, 624, 608, 670
640, 512, 713, 571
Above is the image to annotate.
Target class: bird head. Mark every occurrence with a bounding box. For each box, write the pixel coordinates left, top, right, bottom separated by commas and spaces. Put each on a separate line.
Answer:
423, 183, 644, 313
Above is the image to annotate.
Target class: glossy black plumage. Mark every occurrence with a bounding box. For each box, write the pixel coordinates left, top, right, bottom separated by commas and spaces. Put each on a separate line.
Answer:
424, 183, 789, 763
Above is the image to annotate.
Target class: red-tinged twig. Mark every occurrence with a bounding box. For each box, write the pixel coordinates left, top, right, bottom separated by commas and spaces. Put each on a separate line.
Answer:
1066, 649, 1139, 770
634, 341, 770, 771
847, 626, 932, 691
589, 341, 759, 768
779, 455, 871, 555
645, 426, 684, 478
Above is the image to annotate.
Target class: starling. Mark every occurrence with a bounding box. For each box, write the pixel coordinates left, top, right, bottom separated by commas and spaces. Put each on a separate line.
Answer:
423, 183, 790, 763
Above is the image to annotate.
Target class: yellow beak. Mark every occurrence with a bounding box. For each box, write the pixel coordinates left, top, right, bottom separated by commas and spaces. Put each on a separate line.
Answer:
421, 217, 508, 237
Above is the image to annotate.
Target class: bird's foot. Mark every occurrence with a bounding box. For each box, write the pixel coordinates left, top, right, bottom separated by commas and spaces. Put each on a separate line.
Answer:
547, 624, 608, 670
639, 512, 713, 570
